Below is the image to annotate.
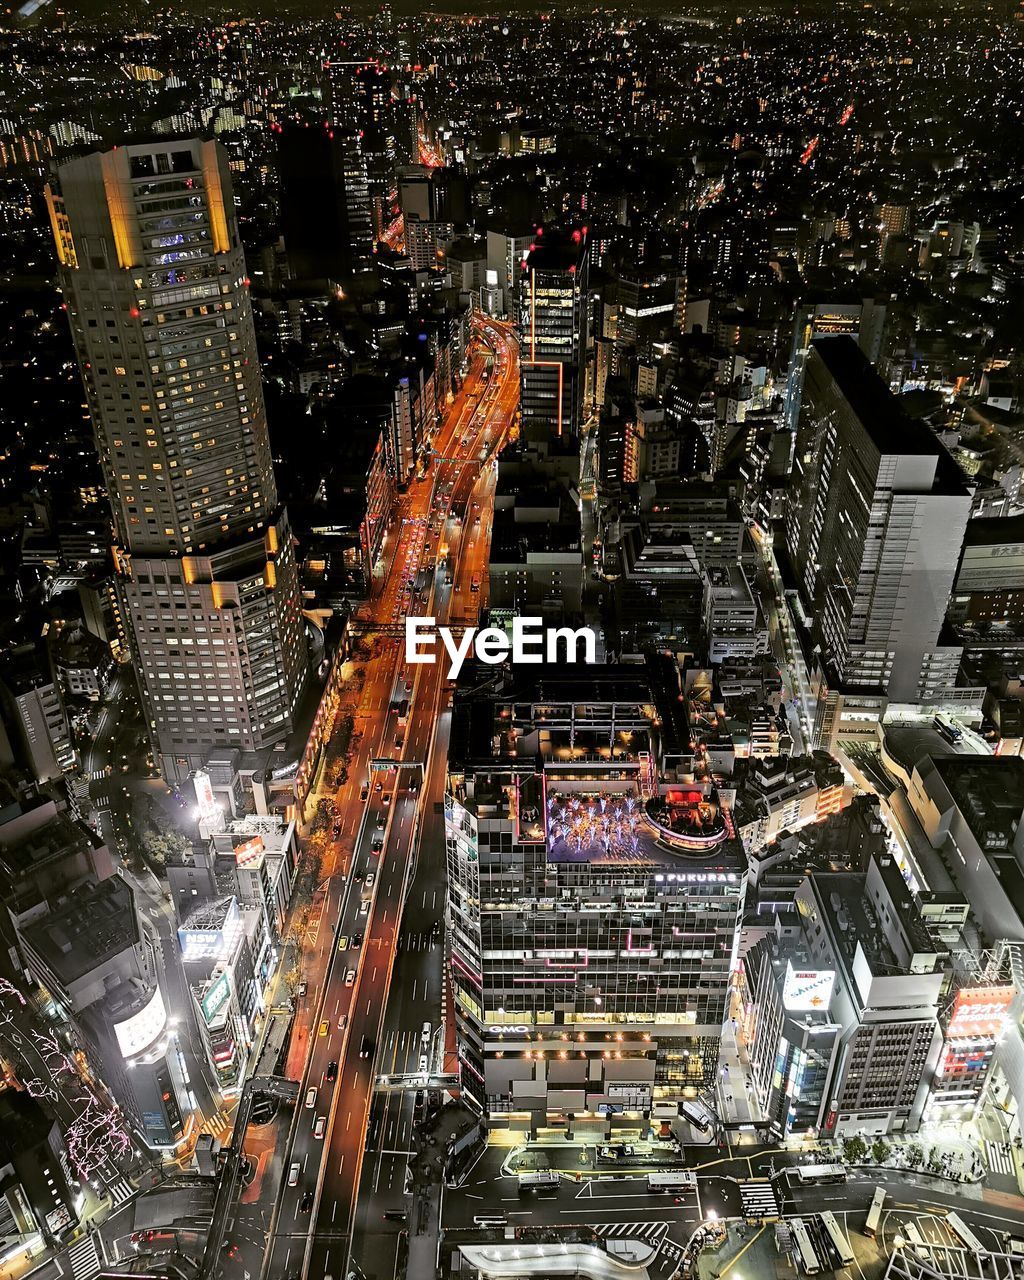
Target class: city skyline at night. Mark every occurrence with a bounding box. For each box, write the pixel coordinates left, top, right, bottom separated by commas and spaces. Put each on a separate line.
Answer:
0, 5, 1022, 1280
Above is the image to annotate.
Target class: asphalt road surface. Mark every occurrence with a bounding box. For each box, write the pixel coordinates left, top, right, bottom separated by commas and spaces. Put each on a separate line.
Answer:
246, 316, 518, 1280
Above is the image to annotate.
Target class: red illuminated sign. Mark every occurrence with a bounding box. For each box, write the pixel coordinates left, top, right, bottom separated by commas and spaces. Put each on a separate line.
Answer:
233, 837, 264, 867
947, 986, 1014, 1040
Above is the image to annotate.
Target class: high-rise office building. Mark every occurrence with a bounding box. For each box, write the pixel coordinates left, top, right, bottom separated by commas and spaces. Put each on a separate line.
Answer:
519, 228, 589, 443
484, 225, 533, 319
783, 297, 887, 435
785, 338, 971, 751
445, 663, 746, 1120
47, 140, 307, 781
347, 64, 396, 240
276, 122, 374, 284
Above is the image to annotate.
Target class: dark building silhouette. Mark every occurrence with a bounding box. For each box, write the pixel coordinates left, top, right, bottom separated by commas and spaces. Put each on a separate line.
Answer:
276, 122, 374, 286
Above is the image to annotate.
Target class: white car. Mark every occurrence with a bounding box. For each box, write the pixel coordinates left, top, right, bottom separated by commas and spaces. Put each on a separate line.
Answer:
344, 968, 356, 987
313, 1116, 326, 1139
305, 1087, 317, 1109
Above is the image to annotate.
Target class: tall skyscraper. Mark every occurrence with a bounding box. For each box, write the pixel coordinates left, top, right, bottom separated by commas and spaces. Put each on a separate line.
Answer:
519, 228, 589, 443
47, 140, 307, 781
786, 337, 971, 751
783, 297, 887, 435
350, 64, 396, 241
276, 122, 374, 285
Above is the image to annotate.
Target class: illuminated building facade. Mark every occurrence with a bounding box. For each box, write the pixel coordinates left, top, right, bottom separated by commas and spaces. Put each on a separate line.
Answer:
743, 941, 843, 1138
930, 985, 1014, 1108
744, 857, 946, 1137
794, 863, 944, 1136
446, 760, 746, 1120
47, 140, 307, 782
519, 229, 589, 443
16, 874, 187, 1148
178, 895, 264, 1091
785, 338, 971, 753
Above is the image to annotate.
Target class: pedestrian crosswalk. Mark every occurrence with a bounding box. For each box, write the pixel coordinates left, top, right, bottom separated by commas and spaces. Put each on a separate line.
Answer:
107, 1177, 134, 1206
67, 1235, 101, 1280
204, 1106, 236, 1140
85, 769, 108, 781
594, 1222, 669, 1246
740, 1180, 780, 1218
986, 1140, 1015, 1177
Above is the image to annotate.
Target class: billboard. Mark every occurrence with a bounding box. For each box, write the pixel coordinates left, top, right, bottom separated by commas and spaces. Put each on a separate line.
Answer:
194, 768, 224, 833
200, 972, 232, 1025
233, 836, 265, 868
782, 963, 836, 1012
946, 985, 1014, 1040
113, 984, 167, 1060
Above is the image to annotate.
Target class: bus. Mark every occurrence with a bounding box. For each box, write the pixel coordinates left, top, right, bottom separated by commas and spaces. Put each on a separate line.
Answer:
681, 1100, 713, 1132
946, 1213, 985, 1253
933, 714, 963, 745
865, 1187, 885, 1239
901, 1221, 928, 1260
786, 1164, 847, 1186
517, 1172, 559, 1195
647, 1172, 698, 1193
791, 1220, 821, 1276
819, 1212, 855, 1267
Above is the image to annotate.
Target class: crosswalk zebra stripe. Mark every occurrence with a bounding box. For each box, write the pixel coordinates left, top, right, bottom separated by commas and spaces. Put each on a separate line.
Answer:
740, 1182, 779, 1217
108, 1178, 134, 1206
67, 1236, 101, 1280
986, 1141, 1014, 1177
594, 1222, 669, 1245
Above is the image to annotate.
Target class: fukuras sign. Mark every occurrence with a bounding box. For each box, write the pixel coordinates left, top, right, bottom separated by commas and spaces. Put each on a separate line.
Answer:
405, 615, 598, 680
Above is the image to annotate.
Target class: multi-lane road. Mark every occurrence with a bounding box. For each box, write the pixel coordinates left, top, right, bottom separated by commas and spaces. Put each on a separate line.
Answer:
239, 315, 518, 1280
442, 1150, 1024, 1278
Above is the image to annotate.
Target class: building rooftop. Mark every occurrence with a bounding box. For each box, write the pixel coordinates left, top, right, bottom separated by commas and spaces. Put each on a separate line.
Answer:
22, 875, 138, 985
812, 870, 907, 978
449, 655, 688, 767
0, 639, 53, 695
931, 755, 1024, 856
0, 805, 101, 885
489, 510, 580, 562
705, 563, 753, 603
525, 229, 586, 275
0, 1091, 56, 1161
811, 337, 968, 494
962, 514, 1024, 547
874, 852, 938, 957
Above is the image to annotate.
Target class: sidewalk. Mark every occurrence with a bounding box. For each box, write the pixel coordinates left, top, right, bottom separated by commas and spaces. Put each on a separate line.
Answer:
804, 1133, 986, 1185
717, 1021, 763, 1130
